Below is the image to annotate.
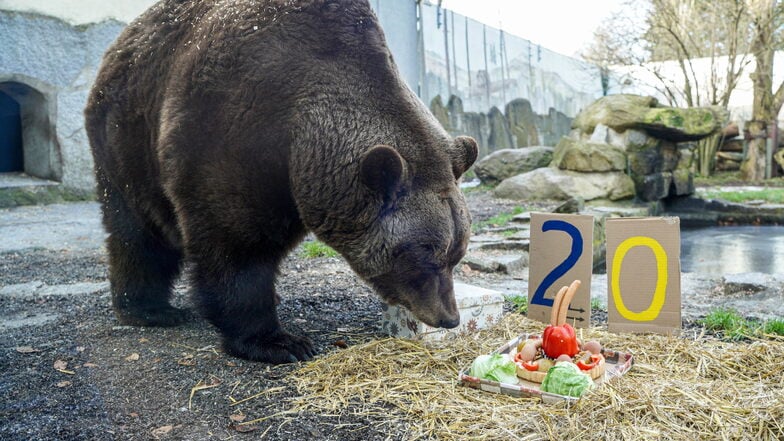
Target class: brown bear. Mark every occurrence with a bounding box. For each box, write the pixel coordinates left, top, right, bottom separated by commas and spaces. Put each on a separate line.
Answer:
84, 0, 478, 364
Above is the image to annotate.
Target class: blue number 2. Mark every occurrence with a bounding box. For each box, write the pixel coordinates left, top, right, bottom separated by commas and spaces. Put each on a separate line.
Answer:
531, 220, 583, 307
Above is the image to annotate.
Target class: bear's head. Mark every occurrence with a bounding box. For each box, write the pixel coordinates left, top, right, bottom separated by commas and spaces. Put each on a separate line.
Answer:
353, 136, 478, 329
282, 0, 479, 329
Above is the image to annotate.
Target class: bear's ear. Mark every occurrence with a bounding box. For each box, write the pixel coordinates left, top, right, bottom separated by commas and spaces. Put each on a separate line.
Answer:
360, 145, 406, 197
448, 136, 478, 179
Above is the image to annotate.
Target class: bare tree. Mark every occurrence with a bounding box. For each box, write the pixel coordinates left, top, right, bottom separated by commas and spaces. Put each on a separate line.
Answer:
582, 0, 757, 176
740, 0, 784, 181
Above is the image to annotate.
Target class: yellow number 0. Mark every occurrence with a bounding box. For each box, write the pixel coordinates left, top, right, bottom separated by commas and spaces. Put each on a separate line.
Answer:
611, 236, 667, 322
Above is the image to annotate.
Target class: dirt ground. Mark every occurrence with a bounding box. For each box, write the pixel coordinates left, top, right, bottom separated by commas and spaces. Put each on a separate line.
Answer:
0, 191, 723, 440
0, 191, 521, 440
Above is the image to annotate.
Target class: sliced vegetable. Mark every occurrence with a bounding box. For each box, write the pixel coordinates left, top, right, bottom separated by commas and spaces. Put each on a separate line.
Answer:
522, 361, 539, 371
576, 354, 602, 371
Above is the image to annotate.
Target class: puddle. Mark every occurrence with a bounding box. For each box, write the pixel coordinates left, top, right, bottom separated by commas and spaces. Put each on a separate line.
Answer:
681, 226, 784, 275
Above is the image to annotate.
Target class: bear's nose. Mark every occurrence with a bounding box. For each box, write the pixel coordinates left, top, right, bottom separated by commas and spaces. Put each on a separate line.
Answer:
439, 316, 460, 329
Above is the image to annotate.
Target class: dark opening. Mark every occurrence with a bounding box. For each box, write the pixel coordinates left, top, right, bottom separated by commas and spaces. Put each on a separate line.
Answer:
0, 90, 23, 172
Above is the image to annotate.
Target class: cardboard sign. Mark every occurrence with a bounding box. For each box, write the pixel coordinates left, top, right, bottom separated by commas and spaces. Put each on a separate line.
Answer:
606, 217, 681, 334
528, 213, 594, 328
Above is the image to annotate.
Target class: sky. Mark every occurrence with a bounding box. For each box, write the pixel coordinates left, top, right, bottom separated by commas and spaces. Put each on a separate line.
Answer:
440, 0, 626, 57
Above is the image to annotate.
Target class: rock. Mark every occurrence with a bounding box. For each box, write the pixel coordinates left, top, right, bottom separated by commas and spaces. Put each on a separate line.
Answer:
538, 108, 573, 147
430, 96, 451, 130
589, 124, 610, 143
493, 167, 635, 202
671, 169, 694, 196
551, 137, 627, 172
664, 196, 784, 227
462, 112, 490, 158
447, 95, 464, 132
572, 94, 659, 134
641, 107, 719, 142
505, 98, 540, 147
487, 106, 514, 151
634, 172, 672, 202
572, 94, 720, 142
660, 141, 679, 172
473, 147, 554, 185
553, 197, 584, 214
721, 273, 771, 295
461, 252, 528, 274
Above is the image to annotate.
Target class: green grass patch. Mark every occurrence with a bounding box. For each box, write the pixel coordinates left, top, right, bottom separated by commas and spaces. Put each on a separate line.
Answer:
697, 308, 784, 341
701, 188, 784, 204
698, 308, 752, 341
695, 171, 784, 187
300, 241, 339, 259
472, 206, 526, 232
505, 294, 528, 314
761, 318, 784, 337
590, 298, 605, 311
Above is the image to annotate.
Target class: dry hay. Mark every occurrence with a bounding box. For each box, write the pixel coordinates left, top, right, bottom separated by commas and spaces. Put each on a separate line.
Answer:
282, 314, 784, 440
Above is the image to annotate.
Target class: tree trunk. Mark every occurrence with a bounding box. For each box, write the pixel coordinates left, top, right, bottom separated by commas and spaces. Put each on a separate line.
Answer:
740, 0, 782, 181
740, 120, 768, 181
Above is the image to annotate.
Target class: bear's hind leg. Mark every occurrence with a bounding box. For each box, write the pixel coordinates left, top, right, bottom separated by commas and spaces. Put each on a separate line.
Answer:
101, 184, 186, 327
193, 260, 314, 364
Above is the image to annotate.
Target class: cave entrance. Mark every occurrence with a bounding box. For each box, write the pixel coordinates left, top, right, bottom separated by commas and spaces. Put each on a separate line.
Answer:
0, 89, 23, 172
0, 81, 61, 180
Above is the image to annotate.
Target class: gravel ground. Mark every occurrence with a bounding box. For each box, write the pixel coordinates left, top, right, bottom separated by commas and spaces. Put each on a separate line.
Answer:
0, 190, 733, 440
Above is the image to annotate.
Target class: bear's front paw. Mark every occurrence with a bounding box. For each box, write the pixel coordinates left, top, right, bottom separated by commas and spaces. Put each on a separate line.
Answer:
223, 330, 315, 364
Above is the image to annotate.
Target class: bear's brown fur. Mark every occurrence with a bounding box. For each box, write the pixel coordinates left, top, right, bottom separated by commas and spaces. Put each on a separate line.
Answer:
85, 0, 477, 363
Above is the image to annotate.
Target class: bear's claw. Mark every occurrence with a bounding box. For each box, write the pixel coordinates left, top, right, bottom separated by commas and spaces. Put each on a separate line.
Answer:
223, 330, 315, 364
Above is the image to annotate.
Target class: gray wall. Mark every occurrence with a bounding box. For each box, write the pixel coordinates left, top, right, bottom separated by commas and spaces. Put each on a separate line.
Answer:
0, 11, 125, 191
0, 1, 602, 191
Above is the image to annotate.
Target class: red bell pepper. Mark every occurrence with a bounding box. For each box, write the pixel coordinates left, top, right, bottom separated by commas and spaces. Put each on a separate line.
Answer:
541, 322, 580, 359
522, 361, 539, 371
576, 354, 603, 371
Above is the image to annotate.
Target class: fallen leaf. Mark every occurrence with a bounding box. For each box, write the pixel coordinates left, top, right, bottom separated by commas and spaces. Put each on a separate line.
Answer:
129, 412, 139, 418
56, 380, 72, 388
53, 360, 68, 370
225, 361, 237, 367
139, 338, 149, 343
332, 339, 348, 349
177, 356, 196, 367
229, 412, 246, 423
231, 424, 258, 433
82, 362, 99, 368
15, 346, 40, 354
125, 353, 140, 362
151, 425, 173, 439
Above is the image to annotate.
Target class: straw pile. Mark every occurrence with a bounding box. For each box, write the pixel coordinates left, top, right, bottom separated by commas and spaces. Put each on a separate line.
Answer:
281, 314, 784, 440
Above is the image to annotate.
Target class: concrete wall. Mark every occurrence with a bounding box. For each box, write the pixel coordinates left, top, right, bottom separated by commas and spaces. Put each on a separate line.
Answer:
0, 0, 156, 25
0, 10, 125, 191
417, 4, 603, 155
0, 0, 601, 192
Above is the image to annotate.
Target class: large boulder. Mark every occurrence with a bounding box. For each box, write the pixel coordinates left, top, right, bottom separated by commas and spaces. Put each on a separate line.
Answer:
505, 98, 539, 147
493, 167, 635, 201
551, 137, 627, 172
474, 147, 554, 185
487, 106, 514, 150
572, 94, 720, 142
